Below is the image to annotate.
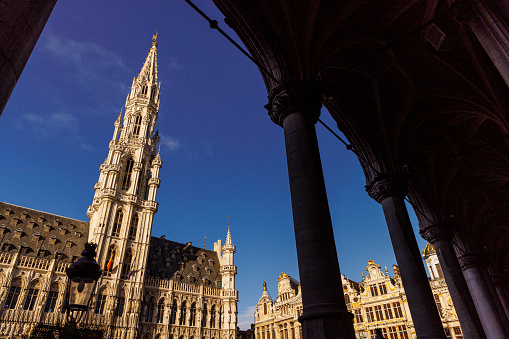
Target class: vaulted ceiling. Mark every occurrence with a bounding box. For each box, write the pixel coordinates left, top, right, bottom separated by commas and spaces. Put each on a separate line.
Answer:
212, 0, 509, 277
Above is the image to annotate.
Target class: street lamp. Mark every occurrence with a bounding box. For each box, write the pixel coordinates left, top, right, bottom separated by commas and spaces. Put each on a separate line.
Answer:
65, 242, 102, 323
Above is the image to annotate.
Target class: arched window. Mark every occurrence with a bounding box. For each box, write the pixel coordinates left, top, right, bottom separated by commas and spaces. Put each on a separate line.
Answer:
202, 304, 208, 328
146, 298, 155, 322
133, 115, 142, 136
141, 85, 148, 96
94, 290, 107, 314
44, 283, 59, 313
121, 158, 134, 190
210, 305, 216, 328
190, 302, 197, 326
156, 299, 165, 323
344, 294, 350, 304
23, 280, 40, 310
112, 210, 123, 237
121, 249, 133, 279
104, 247, 116, 276
170, 299, 178, 325
179, 301, 187, 326
264, 303, 267, 314
114, 290, 125, 317
4, 277, 22, 309
128, 214, 138, 241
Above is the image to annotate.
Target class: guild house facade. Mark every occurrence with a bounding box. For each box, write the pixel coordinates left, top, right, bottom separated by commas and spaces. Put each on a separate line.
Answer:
0, 36, 238, 339
254, 244, 463, 339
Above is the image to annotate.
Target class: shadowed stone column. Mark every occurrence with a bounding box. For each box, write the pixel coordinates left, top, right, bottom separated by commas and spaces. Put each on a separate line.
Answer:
266, 80, 355, 339
420, 224, 485, 339
366, 174, 446, 339
491, 274, 509, 318
458, 253, 509, 339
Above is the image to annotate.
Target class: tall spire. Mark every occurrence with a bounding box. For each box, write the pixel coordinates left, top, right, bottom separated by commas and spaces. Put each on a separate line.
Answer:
129, 34, 160, 105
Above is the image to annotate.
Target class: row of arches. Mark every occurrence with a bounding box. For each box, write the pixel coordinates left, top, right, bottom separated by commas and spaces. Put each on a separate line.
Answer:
139, 297, 222, 329
2, 277, 63, 314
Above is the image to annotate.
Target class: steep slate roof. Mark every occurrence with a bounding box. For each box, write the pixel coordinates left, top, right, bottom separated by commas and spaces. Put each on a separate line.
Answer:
147, 235, 222, 287
0, 202, 89, 262
0, 202, 223, 288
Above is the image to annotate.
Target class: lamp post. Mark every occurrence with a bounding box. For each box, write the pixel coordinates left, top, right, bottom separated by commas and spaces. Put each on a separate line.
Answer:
65, 242, 102, 323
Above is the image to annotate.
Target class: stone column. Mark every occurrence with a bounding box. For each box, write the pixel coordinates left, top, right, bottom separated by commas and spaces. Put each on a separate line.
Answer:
458, 253, 509, 338
455, 0, 509, 87
420, 224, 485, 339
266, 80, 355, 339
366, 174, 445, 339
491, 274, 509, 318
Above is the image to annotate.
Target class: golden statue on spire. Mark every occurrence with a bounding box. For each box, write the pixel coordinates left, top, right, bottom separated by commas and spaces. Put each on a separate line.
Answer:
152, 32, 158, 47
263, 281, 267, 291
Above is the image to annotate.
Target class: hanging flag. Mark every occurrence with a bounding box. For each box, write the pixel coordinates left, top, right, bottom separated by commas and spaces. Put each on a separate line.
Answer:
106, 251, 114, 271
127, 250, 137, 279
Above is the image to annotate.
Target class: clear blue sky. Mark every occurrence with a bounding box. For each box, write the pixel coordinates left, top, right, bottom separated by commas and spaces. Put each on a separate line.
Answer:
0, 0, 429, 330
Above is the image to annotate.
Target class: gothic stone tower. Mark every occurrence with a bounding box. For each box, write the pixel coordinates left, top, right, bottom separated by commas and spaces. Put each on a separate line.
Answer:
86, 35, 162, 337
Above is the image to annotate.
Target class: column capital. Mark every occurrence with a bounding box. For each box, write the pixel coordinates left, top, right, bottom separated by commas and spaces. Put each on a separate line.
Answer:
365, 174, 407, 203
458, 252, 484, 271
419, 223, 453, 244
265, 80, 322, 127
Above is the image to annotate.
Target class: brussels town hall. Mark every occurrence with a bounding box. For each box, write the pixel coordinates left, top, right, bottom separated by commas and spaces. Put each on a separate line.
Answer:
0, 36, 238, 339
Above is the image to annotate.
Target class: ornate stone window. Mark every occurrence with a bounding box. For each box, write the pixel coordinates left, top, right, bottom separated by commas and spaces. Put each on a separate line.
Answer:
179, 301, 187, 326
44, 284, 59, 313
392, 302, 404, 318
354, 309, 363, 323
365, 307, 374, 322
133, 115, 142, 136
121, 158, 134, 191
114, 292, 125, 317
170, 299, 178, 325
384, 303, 393, 319
370, 285, 379, 296
120, 249, 132, 279
378, 282, 387, 294
190, 302, 197, 326
5, 278, 22, 309
146, 298, 155, 322
128, 214, 138, 241
398, 325, 409, 339
156, 298, 165, 323
374, 305, 383, 321
94, 292, 107, 314
210, 305, 216, 328
112, 210, 123, 237
202, 304, 208, 327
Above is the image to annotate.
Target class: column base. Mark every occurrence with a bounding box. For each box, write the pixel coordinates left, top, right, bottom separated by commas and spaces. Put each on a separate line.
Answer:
298, 307, 355, 339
